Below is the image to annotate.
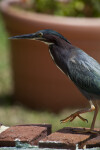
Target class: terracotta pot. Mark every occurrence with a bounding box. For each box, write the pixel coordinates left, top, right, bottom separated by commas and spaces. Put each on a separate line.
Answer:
1, 0, 100, 112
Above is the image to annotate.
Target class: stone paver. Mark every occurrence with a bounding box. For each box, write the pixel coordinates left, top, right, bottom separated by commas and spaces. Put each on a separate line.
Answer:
0, 124, 51, 147
39, 127, 100, 149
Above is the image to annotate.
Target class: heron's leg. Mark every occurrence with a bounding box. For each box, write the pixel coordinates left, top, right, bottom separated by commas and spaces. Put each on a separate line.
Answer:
77, 101, 99, 134
90, 100, 99, 130
60, 100, 95, 124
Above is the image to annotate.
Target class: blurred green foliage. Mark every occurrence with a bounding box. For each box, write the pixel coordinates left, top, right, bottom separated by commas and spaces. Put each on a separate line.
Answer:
34, 0, 57, 14
0, 14, 13, 106
0, 14, 12, 96
31, 0, 100, 17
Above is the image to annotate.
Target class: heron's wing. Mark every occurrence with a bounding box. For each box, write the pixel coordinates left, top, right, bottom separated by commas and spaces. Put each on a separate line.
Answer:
67, 50, 100, 95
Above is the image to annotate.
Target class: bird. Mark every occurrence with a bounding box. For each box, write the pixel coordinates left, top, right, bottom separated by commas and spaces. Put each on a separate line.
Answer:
9, 29, 99, 133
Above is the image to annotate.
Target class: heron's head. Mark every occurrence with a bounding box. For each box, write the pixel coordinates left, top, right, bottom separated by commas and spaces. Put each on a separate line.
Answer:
9, 29, 71, 46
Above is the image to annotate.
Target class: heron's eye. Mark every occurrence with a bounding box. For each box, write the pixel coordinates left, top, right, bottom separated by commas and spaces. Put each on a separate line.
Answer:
38, 32, 43, 37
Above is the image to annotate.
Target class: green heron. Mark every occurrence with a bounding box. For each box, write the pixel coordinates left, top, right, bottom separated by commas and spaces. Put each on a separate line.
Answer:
9, 29, 99, 133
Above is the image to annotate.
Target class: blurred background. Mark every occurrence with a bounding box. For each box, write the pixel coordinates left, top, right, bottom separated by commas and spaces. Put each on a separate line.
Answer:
0, 0, 100, 132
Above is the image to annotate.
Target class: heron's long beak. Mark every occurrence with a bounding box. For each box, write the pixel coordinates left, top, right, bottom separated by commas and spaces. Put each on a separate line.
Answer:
9, 33, 36, 40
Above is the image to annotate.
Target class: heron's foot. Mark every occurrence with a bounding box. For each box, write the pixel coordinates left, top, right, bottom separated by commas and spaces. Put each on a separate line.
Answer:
72, 128, 100, 134
60, 112, 88, 123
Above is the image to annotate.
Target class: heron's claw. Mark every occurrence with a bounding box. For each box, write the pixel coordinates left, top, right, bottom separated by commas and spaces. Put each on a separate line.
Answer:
78, 115, 88, 123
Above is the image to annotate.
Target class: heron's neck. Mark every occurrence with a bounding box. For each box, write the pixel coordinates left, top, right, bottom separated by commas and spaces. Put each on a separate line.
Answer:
48, 41, 74, 75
